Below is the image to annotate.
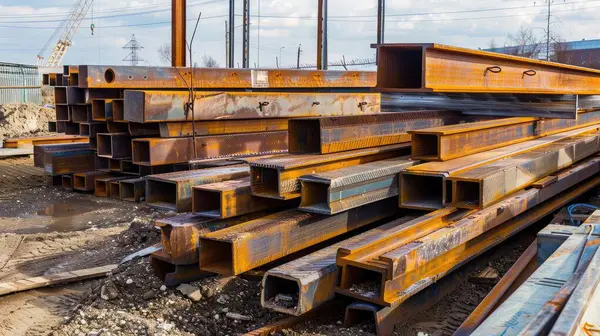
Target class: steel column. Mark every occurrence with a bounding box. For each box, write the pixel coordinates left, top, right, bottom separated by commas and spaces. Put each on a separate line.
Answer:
242, 0, 250, 68
171, 0, 186, 67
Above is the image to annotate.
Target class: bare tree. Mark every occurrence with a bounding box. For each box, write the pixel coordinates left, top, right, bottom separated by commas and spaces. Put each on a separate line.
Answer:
551, 38, 570, 64
504, 26, 544, 59
157, 43, 171, 65
201, 55, 219, 68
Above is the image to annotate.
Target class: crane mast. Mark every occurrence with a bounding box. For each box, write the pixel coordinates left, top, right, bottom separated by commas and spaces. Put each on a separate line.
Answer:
38, 0, 93, 67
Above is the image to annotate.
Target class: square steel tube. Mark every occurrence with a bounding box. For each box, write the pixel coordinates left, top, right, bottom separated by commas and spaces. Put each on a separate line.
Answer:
120, 178, 145, 202
33, 143, 90, 168
95, 176, 129, 198
399, 172, 451, 210
56, 121, 66, 133
97, 133, 132, 159
54, 87, 67, 104
66, 87, 85, 104
64, 122, 80, 135
71, 104, 92, 123
73, 171, 111, 191
159, 119, 289, 138
61, 175, 73, 190
120, 160, 140, 175
112, 99, 125, 122
43, 149, 96, 176
109, 159, 121, 172
79, 122, 107, 138
55, 104, 70, 121
145, 166, 250, 212
91, 99, 113, 121
109, 181, 122, 199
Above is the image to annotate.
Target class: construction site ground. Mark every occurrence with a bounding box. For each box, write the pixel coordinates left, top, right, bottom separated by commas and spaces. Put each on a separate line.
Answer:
0, 154, 580, 336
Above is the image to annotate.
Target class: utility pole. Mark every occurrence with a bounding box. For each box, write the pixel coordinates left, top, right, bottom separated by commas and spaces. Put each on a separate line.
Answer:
317, 0, 328, 70
242, 0, 250, 68
171, 0, 186, 67
225, 21, 229, 67
228, 0, 235, 68
546, 0, 551, 61
297, 44, 302, 69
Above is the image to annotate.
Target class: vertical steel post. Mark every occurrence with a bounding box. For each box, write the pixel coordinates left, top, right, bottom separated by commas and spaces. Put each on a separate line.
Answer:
376, 0, 385, 65
317, 0, 327, 70
171, 0, 186, 67
242, 0, 250, 68
228, 0, 235, 68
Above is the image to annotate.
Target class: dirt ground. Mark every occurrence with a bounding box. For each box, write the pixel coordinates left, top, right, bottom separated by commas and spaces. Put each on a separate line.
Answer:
0, 104, 55, 144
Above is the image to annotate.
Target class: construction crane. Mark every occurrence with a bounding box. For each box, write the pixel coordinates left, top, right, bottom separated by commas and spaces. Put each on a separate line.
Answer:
37, 0, 94, 67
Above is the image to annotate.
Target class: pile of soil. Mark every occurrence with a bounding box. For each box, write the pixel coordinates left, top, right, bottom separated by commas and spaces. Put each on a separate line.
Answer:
0, 103, 55, 142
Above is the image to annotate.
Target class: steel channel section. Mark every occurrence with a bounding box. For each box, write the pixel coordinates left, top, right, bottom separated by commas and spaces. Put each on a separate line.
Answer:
192, 177, 282, 219
298, 157, 416, 215
132, 131, 289, 166
261, 215, 415, 316
375, 43, 600, 94
94, 176, 130, 198
250, 143, 411, 200
73, 171, 111, 191
199, 198, 399, 276
145, 166, 249, 212
96, 133, 132, 159
119, 178, 145, 202
450, 132, 600, 209
159, 119, 290, 137
400, 125, 600, 210
335, 157, 600, 307
455, 241, 538, 335
43, 149, 97, 175
381, 92, 577, 119
79, 65, 376, 89
124, 90, 380, 123
33, 143, 90, 168
288, 111, 458, 154
71, 104, 92, 123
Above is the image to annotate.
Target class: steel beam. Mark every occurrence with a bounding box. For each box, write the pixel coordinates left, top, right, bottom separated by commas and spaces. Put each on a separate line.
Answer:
43, 149, 97, 175
4, 134, 88, 149
450, 132, 600, 209
289, 111, 458, 154
336, 157, 600, 307
132, 131, 288, 166
199, 198, 398, 276
375, 43, 600, 94
382, 92, 577, 119
261, 215, 415, 316
250, 143, 410, 200
73, 171, 111, 192
119, 178, 145, 202
91, 99, 113, 121
97, 133, 132, 159
192, 177, 289, 218
33, 143, 90, 168
123, 90, 380, 123
79, 65, 376, 89
159, 119, 290, 137
171, 0, 186, 67
145, 166, 249, 212
299, 157, 416, 215
94, 176, 130, 198
129, 123, 160, 137
400, 125, 600, 210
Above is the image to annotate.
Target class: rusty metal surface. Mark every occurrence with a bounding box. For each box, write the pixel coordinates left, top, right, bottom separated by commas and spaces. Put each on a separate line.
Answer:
33, 143, 90, 168
450, 132, 600, 209
83, 88, 122, 104
159, 119, 290, 137
138, 164, 175, 177
150, 250, 212, 287
120, 160, 140, 176
43, 149, 96, 175
401, 125, 600, 210
174, 158, 246, 171
376, 43, 600, 94
299, 157, 416, 215
91, 99, 113, 121
79, 65, 376, 89
289, 111, 458, 154
96, 133, 132, 159
70, 104, 92, 123
112, 99, 126, 122
119, 177, 145, 202
124, 90, 380, 123
336, 160, 600, 307
199, 198, 399, 276
106, 121, 128, 133
381, 92, 577, 119
132, 131, 288, 166
94, 176, 130, 198
4, 134, 88, 149
129, 123, 160, 137
145, 166, 249, 212
455, 241, 538, 335
262, 215, 415, 316
250, 143, 410, 200
73, 171, 111, 191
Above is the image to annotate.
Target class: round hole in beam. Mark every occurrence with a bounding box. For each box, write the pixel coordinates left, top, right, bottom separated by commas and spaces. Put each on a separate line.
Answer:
104, 69, 116, 83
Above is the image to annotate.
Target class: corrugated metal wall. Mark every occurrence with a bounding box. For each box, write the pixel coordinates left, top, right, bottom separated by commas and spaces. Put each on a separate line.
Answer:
0, 62, 42, 105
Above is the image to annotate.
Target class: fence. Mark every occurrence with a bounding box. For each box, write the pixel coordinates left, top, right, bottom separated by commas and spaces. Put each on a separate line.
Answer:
0, 62, 41, 105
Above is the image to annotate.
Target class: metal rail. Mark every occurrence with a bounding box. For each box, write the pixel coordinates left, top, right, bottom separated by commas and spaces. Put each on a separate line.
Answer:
123, 90, 380, 123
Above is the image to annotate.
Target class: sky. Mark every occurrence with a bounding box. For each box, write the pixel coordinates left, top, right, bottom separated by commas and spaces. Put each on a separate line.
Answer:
0, 0, 599, 69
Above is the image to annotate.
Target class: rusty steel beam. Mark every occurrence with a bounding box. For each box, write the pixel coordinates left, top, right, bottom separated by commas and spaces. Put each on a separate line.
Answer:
129, 123, 160, 137
54, 87, 67, 104
199, 198, 398, 276
150, 250, 212, 287
94, 176, 129, 198
381, 92, 578, 119
159, 119, 290, 137
336, 157, 600, 307
145, 166, 249, 212
79, 65, 376, 89
400, 125, 600, 210
192, 177, 290, 218
33, 143, 90, 168
4, 134, 88, 149
289, 111, 459, 154
123, 90, 380, 123
375, 43, 600, 94
119, 177, 145, 202
262, 215, 415, 316
97, 133, 132, 159
61, 175, 73, 190
173, 158, 247, 171
73, 171, 111, 192
250, 143, 410, 200
450, 132, 600, 209
299, 157, 416, 215
55, 104, 70, 121
412, 109, 600, 161
139, 164, 175, 176
91, 99, 113, 121
43, 149, 96, 175
132, 131, 288, 166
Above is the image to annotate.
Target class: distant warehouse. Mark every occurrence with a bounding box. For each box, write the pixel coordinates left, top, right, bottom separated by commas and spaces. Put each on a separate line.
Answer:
484, 38, 600, 69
